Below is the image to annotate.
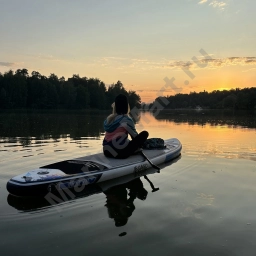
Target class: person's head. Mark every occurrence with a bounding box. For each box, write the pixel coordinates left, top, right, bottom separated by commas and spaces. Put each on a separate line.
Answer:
107, 94, 130, 124
115, 94, 129, 115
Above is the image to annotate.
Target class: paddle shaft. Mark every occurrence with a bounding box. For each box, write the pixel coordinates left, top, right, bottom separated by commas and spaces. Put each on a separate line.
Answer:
127, 130, 161, 171
140, 151, 160, 172
144, 175, 159, 192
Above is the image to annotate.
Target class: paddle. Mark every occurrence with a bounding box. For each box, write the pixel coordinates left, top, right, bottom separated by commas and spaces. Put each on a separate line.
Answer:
144, 175, 159, 192
126, 130, 161, 171
140, 150, 160, 172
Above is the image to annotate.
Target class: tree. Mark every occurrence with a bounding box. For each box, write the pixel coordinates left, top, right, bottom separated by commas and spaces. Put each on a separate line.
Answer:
48, 73, 59, 85
106, 81, 127, 107
0, 87, 7, 108
128, 90, 141, 109
222, 94, 237, 109
59, 76, 65, 82
15, 69, 29, 77
31, 71, 42, 79
76, 85, 89, 109
87, 78, 106, 109
0, 68, 142, 110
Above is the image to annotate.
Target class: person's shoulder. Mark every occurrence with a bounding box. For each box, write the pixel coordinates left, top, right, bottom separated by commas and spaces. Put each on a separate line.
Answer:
121, 115, 134, 122
121, 116, 135, 128
114, 115, 124, 121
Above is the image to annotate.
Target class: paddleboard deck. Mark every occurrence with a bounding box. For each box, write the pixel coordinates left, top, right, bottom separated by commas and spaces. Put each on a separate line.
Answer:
6, 138, 182, 196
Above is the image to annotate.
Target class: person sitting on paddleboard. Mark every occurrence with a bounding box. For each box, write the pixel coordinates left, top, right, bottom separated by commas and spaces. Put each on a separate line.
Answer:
103, 94, 148, 158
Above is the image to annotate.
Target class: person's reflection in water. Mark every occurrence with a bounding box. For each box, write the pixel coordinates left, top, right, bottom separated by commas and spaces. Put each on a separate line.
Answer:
104, 178, 148, 227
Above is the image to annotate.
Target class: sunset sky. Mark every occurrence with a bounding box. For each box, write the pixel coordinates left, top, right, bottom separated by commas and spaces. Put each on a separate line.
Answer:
0, 0, 255, 102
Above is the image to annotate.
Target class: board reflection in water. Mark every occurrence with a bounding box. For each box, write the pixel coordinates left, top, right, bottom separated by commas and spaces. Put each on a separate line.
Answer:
7, 161, 172, 227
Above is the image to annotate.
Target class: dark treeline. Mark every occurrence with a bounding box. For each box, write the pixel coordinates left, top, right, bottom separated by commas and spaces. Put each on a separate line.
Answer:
147, 87, 256, 110
0, 69, 141, 110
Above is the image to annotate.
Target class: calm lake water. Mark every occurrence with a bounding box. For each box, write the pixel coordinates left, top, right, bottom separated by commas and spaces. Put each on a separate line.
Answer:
1, 109, 256, 256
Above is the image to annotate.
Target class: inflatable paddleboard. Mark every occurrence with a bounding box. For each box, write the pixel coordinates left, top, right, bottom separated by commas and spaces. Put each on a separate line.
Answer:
8, 162, 175, 211
6, 138, 182, 197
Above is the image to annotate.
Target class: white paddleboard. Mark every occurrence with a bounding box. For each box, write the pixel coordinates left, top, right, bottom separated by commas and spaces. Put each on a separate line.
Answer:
6, 138, 182, 196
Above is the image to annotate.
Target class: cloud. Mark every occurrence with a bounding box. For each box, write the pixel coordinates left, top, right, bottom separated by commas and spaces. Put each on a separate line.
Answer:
166, 61, 194, 69
242, 67, 256, 73
202, 57, 256, 67
166, 57, 256, 70
137, 89, 178, 93
25, 53, 61, 61
198, 0, 208, 4
91, 56, 256, 73
0, 62, 15, 67
95, 56, 167, 72
198, 0, 227, 10
209, 0, 227, 9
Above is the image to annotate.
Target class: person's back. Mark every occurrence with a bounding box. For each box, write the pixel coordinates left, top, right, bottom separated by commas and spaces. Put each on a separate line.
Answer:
102, 94, 148, 159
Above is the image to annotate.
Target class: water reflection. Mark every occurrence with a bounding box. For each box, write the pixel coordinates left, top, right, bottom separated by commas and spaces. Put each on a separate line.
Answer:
104, 177, 148, 227
153, 109, 256, 128
2, 110, 256, 255
0, 110, 143, 147
7, 183, 102, 212
0, 110, 106, 143
7, 166, 163, 228
1, 110, 255, 141
1, 110, 255, 149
